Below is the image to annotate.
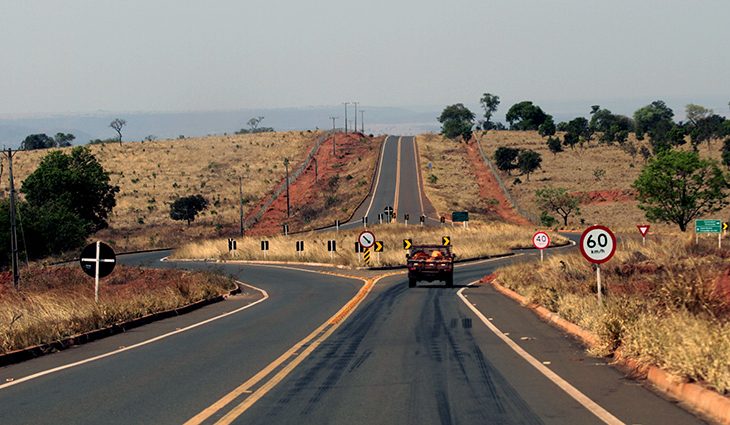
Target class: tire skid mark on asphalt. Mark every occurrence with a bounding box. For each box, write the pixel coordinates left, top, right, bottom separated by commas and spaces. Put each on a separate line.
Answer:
457, 280, 625, 425
186, 271, 402, 425
0, 281, 269, 392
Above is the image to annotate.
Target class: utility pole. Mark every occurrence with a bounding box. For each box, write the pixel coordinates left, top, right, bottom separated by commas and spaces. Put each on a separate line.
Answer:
238, 175, 244, 237
343, 102, 349, 134
284, 158, 290, 217
329, 116, 338, 156
352, 101, 359, 134
6, 149, 19, 289
360, 110, 365, 133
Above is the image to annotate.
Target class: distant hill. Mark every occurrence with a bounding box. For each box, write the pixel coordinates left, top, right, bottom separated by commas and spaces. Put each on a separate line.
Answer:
0, 106, 442, 147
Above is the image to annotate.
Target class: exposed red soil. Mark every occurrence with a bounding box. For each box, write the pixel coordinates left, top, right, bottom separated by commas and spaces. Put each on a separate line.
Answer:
463, 142, 532, 226
245, 133, 378, 236
573, 189, 636, 205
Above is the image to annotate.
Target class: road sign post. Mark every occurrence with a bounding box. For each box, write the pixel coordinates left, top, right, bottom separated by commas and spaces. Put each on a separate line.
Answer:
532, 231, 550, 262
579, 226, 617, 306
637, 225, 650, 245
80, 241, 116, 303
695, 219, 722, 247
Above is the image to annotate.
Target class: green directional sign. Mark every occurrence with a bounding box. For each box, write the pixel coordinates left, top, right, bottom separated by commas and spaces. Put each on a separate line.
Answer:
695, 219, 722, 233
452, 211, 469, 222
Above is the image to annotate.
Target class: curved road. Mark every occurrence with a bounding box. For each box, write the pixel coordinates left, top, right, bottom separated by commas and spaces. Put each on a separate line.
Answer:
0, 132, 708, 424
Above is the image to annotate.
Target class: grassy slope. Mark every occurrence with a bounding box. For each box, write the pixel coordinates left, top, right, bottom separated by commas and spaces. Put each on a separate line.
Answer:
2, 131, 320, 251
479, 130, 730, 233
0, 266, 235, 354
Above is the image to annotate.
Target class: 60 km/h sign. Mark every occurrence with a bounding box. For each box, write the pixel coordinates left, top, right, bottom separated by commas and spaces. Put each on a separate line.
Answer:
579, 225, 616, 305
579, 225, 616, 264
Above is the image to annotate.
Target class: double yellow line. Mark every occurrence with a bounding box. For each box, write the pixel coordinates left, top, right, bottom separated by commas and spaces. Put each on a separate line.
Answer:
185, 269, 401, 425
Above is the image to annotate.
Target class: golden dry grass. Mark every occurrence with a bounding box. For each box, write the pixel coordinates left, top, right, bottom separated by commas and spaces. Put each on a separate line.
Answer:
171, 222, 568, 267
2, 131, 320, 251
416, 134, 493, 221
497, 236, 730, 393
0, 266, 234, 354
479, 130, 730, 234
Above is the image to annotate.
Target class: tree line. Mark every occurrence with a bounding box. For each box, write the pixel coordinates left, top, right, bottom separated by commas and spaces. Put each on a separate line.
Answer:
438, 95, 730, 232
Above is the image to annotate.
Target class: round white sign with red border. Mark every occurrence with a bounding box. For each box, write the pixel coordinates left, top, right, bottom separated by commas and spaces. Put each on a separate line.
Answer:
532, 231, 550, 250
358, 230, 375, 249
579, 225, 616, 264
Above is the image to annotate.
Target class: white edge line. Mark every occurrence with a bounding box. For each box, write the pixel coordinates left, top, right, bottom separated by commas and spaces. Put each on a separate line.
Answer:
363, 135, 391, 219
457, 281, 624, 425
0, 281, 269, 391
412, 136, 426, 215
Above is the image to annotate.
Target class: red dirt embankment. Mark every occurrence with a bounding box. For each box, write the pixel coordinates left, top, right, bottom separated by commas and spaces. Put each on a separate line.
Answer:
245, 133, 380, 236
463, 142, 532, 226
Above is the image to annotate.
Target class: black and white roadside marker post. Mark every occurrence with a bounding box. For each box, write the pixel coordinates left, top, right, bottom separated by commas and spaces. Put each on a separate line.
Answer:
283, 223, 289, 236
378, 213, 383, 225
362, 216, 368, 229
579, 225, 616, 306
261, 240, 269, 259
335, 219, 340, 233
404, 213, 409, 226
420, 215, 425, 226
227, 238, 237, 252
80, 241, 116, 303
295, 240, 304, 257
328, 240, 337, 260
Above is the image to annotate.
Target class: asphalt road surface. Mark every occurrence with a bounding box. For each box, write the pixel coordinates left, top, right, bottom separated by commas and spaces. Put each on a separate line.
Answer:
0, 248, 706, 424
341, 135, 437, 230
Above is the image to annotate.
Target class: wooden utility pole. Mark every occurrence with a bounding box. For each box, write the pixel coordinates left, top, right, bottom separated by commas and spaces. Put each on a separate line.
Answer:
238, 176, 244, 237
329, 116, 338, 156
284, 158, 290, 217
6, 149, 19, 289
352, 101, 358, 134
360, 110, 365, 133
343, 102, 349, 134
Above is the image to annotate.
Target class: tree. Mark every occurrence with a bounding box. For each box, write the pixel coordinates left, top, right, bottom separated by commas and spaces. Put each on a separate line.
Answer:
20, 134, 55, 150
633, 150, 729, 232
517, 149, 542, 180
505, 101, 549, 130
685, 104, 713, 125
22, 147, 119, 233
170, 194, 209, 225
110, 118, 126, 145
547, 136, 563, 155
438, 103, 475, 140
689, 114, 726, 150
538, 115, 556, 137
535, 187, 581, 226
722, 139, 730, 168
589, 107, 633, 144
480, 93, 500, 130
633, 101, 683, 151
494, 147, 520, 174
54, 132, 75, 147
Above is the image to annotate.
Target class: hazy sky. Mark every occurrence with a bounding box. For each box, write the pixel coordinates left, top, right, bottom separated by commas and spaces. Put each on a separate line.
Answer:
1, 0, 728, 116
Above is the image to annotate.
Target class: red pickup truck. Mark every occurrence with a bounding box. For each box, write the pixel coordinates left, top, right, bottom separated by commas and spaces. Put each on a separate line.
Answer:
406, 244, 455, 288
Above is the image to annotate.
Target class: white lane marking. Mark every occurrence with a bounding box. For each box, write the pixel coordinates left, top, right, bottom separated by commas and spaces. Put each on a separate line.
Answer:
363, 136, 391, 219
453, 253, 524, 269
0, 281, 269, 391
457, 281, 624, 425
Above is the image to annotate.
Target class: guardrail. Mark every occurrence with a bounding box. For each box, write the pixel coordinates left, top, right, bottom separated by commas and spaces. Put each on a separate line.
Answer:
473, 132, 540, 225
245, 131, 332, 228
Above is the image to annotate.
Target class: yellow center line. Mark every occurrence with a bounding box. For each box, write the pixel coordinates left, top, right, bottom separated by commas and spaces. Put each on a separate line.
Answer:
412, 136, 426, 216
364, 136, 390, 219
393, 136, 402, 218
185, 271, 402, 425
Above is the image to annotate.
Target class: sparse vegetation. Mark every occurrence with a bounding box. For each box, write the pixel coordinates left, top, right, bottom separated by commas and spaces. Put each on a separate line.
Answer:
497, 236, 730, 393
0, 266, 235, 355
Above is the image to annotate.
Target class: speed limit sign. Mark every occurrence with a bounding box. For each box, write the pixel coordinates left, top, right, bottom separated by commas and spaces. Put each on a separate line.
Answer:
579, 225, 616, 264
532, 231, 550, 249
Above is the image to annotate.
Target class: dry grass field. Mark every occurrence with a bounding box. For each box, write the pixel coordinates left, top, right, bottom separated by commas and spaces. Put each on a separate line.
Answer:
171, 222, 568, 267
477, 130, 730, 234
417, 134, 528, 224
0, 266, 235, 355
497, 235, 730, 393
1, 131, 320, 251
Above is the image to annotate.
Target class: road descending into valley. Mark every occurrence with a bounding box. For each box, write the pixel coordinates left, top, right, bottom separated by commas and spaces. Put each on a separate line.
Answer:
0, 134, 706, 424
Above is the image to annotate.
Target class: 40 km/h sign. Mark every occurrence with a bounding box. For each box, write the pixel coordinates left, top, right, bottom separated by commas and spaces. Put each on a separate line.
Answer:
579, 225, 616, 264
532, 231, 550, 262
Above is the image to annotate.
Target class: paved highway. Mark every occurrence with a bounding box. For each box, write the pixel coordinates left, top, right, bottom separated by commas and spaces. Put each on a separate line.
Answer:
341, 135, 437, 229
0, 133, 709, 424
